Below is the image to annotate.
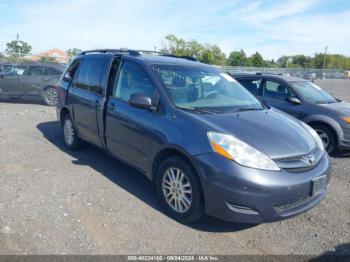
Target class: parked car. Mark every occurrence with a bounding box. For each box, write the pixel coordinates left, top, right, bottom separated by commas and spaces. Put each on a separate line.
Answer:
0, 62, 65, 106
56, 50, 331, 224
0, 63, 15, 76
230, 72, 350, 153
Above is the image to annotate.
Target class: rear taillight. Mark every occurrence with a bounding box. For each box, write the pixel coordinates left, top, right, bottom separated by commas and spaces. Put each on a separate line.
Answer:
59, 87, 66, 102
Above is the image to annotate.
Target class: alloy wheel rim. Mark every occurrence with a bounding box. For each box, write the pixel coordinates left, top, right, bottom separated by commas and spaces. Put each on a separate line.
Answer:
45, 89, 58, 105
315, 129, 329, 149
64, 119, 74, 146
162, 167, 192, 213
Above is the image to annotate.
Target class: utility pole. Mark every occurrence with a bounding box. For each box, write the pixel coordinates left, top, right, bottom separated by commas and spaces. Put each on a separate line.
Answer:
322, 45, 328, 70
15, 34, 22, 56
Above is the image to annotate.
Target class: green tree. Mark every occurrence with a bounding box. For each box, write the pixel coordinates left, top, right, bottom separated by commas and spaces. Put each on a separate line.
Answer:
6, 38, 32, 55
248, 52, 266, 67
160, 34, 227, 65
66, 48, 82, 58
205, 44, 226, 65
227, 49, 247, 66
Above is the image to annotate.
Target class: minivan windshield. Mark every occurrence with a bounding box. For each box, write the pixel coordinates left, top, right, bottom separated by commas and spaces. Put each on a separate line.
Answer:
291, 81, 337, 104
152, 65, 263, 113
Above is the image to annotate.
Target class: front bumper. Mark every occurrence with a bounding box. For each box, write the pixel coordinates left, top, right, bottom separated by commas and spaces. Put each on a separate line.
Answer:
339, 125, 350, 149
193, 152, 331, 224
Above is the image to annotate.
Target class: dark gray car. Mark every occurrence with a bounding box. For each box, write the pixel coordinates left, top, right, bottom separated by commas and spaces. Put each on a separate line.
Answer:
0, 62, 65, 106
230, 73, 350, 153
56, 50, 331, 224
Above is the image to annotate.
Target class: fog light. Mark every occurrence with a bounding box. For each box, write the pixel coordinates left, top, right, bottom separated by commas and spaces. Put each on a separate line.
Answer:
226, 202, 260, 215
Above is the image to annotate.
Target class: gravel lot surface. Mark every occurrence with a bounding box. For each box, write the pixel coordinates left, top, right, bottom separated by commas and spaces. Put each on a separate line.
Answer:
0, 90, 350, 255
315, 79, 350, 101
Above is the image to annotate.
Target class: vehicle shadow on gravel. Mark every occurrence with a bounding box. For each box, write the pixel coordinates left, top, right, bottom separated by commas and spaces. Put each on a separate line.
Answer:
37, 121, 255, 233
331, 150, 350, 159
310, 242, 350, 261
0, 97, 48, 106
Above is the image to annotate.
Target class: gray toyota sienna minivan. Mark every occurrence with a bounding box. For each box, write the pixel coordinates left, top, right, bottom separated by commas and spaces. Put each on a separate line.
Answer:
56, 50, 331, 224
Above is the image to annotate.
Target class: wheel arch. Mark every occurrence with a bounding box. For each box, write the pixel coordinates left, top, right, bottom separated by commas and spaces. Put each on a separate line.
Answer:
303, 115, 342, 145
150, 145, 203, 184
59, 107, 71, 126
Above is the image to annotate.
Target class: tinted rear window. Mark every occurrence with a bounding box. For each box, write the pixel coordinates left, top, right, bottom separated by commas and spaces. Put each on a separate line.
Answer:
76, 57, 105, 93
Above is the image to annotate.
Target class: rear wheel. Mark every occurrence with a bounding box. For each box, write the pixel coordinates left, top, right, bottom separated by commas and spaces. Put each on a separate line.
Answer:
43, 87, 58, 106
156, 155, 204, 224
62, 115, 83, 150
311, 124, 336, 153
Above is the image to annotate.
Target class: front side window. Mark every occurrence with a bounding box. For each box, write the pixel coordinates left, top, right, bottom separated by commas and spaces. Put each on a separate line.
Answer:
263, 80, 295, 101
291, 81, 337, 104
9, 66, 26, 76
76, 57, 105, 93
152, 65, 262, 113
114, 61, 155, 101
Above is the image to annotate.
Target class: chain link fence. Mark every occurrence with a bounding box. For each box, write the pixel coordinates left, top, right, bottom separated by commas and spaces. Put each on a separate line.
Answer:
1, 52, 350, 107
0, 52, 68, 106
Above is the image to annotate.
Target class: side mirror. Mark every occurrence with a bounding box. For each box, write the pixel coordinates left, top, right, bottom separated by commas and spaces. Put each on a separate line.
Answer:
129, 93, 157, 111
286, 96, 301, 105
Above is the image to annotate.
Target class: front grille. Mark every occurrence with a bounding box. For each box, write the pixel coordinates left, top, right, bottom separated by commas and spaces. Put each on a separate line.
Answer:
274, 147, 323, 173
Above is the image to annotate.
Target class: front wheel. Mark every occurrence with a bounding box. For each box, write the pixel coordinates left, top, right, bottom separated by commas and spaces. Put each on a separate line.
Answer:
156, 156, 204, 224
312, 124, 336, 153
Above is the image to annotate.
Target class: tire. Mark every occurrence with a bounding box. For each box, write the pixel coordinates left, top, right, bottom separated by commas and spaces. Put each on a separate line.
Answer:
311, 124, 336, 153
156, 155, 204, 224
62, 114, 84, 150
43, 87, 58, 106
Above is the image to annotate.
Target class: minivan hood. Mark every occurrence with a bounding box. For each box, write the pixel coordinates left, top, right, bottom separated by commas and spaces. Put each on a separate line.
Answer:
319, 101, 350, 115
190, 108, 316, 159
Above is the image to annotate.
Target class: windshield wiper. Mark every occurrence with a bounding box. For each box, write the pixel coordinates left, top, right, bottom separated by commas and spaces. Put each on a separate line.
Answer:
234, 107, 265, 112
176, 106, 219, 114
315, 100, 337, 104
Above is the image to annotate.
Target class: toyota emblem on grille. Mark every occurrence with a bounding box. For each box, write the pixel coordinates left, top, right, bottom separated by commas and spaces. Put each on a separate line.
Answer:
301, 154, 316, 166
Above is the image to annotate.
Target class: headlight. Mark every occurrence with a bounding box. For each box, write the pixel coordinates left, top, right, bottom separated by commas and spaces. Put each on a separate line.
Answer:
341, 117, 350, 124
207, 132, 280, 171
301, 122, 325, 153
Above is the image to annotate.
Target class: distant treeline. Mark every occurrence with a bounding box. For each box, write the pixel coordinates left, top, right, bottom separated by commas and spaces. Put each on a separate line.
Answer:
160, 34, 350, 69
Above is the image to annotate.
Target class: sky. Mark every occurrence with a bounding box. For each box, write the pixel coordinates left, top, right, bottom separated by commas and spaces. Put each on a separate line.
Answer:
0, 0, 350, 59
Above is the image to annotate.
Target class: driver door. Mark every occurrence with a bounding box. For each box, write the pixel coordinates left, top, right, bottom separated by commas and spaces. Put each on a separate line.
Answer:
105, 61, 158, 171
262, 78, 303, 118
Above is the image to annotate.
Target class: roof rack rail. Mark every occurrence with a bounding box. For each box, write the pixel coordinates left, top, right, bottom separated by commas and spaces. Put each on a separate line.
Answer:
78, 49, 197, 61
79, 49, 141, 56
255, 72, 285, 76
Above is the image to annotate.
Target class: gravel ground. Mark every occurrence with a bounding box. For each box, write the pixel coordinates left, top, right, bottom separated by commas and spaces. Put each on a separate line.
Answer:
0, 101, 349, 256
315, 79, 350, 101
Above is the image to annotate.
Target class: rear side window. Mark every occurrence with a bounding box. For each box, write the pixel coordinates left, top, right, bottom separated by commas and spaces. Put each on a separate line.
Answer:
237, 78, 262, 96
65, 60, 80, 79
76, 57, 105, 94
